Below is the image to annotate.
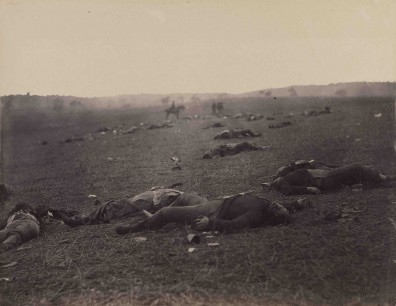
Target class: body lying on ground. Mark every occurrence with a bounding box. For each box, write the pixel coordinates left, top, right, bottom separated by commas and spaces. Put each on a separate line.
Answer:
203, 141, 271, 159
268, 121, 292, 129
58, 188, 206, 227
213, 129, 261, 140
202, 122, 224, 129
116, 194, 311, 234
1, 202, 41, 252
264, 160, 396, 195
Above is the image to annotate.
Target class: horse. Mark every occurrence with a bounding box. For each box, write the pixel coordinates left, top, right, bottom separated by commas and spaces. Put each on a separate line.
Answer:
165, 105, 185, 120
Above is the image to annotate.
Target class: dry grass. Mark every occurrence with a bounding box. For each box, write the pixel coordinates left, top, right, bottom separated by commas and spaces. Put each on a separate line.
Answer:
1, 97, 396, 305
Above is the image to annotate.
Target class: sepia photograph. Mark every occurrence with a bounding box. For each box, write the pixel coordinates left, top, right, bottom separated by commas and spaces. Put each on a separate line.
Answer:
1, 0, 395, 305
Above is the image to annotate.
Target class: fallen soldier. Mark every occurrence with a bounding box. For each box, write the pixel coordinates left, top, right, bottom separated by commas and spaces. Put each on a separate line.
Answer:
214, 129, 261, 140
269, 121, 292, 129
143, 122, 174, 130
232, 112, 263, 121
122, 126, 139, 134
59, 188, 207, 227
272, 160, 340, 180
116, 194, 311, 234
246, 114, 264, 121
203, 141, 271, 159
302, 107, 331, 117
202, 122, 224, 129
1, 202, 42, 252
263, 161, 396, 195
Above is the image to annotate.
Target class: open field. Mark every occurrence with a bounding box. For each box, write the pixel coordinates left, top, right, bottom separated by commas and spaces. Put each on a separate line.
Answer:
1, 97, 396, 305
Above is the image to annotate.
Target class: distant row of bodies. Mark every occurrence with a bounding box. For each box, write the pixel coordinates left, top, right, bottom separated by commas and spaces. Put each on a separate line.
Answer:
2, 160, 395, 252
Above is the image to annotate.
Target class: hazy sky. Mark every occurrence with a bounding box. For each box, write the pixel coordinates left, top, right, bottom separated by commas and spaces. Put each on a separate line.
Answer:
0, 0, 395, 97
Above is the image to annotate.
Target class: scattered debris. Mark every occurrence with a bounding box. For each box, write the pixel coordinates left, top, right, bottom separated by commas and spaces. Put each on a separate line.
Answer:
246, 114, 264, 121
88, 194, 97, 198
0, 276, 15, 282
17, 246, 32, 251
95, 127, 111, 133
1, 261, 18, 268
134, 237, 147, 243
188, 247, 197, 253
63, 136, 84, 144
202, 231, 219, 235
171, 156, 182, 170
59, 239, 71, 244
341, 207, 367, 214
47, 208, 79, 220
324, 210, 341, 221
169, 182, 183, 189
122, 126, 139, 134
186, 234, 200, 244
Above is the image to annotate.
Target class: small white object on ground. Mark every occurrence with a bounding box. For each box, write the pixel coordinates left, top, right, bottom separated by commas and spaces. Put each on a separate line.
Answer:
134, 237, 147, 242
88, 194, 97, 198
17, 246, 32, 251
1, 261, 17, 268
188, 248, 196, 253
208, 242, 220, 247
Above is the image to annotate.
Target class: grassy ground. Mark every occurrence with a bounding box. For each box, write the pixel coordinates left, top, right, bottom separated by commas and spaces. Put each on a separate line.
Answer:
1, 97, 396, 305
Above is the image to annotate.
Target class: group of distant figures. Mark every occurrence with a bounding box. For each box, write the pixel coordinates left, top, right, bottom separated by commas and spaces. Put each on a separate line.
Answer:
212, 102, 224, 116
165, 101, 225, 119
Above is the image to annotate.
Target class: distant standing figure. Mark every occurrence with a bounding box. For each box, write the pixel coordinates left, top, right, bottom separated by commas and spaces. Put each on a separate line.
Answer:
212, 102, 217, 115
165, 104, 185, 120
216, 102, 224, 116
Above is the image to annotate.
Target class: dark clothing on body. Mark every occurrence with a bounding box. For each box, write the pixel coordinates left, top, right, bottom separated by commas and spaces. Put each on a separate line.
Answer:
272, 164, 384, 195
116, 194, 295, 234
1, 210, 40, 252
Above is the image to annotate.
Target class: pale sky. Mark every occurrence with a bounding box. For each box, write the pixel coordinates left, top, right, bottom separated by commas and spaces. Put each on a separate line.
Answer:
0, 0, 395, 97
